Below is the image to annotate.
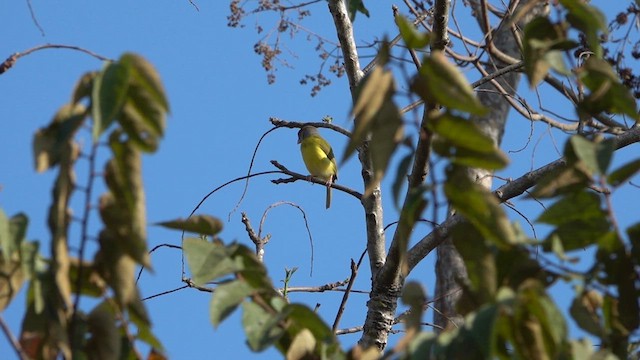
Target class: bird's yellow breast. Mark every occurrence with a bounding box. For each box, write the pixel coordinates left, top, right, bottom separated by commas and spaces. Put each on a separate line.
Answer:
300, 136, 337, 180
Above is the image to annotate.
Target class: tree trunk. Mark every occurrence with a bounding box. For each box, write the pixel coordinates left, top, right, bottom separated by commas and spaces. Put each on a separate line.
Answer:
433, 0, 548, 331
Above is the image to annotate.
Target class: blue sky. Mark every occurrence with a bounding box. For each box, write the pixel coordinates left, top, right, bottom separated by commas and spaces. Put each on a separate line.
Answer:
1, 0, 637, 358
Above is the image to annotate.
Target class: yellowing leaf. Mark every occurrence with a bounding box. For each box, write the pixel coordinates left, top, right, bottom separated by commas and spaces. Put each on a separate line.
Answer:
347, 67, 395, 161
33, 103, 87, 172
395, 15, 430, 49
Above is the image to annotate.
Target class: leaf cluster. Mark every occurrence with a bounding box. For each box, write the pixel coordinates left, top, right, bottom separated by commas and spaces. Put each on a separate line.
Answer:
2, 53, 169, 359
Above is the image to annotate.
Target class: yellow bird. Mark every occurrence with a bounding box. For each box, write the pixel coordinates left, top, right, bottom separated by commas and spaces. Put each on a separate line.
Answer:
297, 125, 338, 209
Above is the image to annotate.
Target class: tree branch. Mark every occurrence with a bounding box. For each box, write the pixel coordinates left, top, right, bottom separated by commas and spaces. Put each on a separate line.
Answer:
407, 125, 640, 270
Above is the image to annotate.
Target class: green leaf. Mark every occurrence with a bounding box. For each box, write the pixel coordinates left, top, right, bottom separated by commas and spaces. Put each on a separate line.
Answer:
628, 222, 640, 262
517, 280, 567, 356
120, 53, 169, 113
578, 57, 638, 120
529, 164, 590, 198
406, 332, 437, 359
395, 15, 430, 49
284, 304, 334, 339
451, 222, 497, 305
92, 62, 132, 140
183, 238, 239, 285
392, 152, 413, 209
445, 166, 516, 248
560, 0, 607, 58
537, 191, 605, 225
86, 301, 120, 360
0, 210, 11, 262
429, 113, 509, 170
429, 113, 495, 153
156, 215, 223, 236
242, 301, 284, 352
210, 280, 254, 328
469, 303, 500, 358
411, 51, 488, 115
569, 135, 614, 175
607, 158, 640, 187
0, 251, 25, 311
544, 219, 610, 252
452, 147, 509, 170
347, 0, 369, 21
402, 282, 427, 331
523, 17, 575, 87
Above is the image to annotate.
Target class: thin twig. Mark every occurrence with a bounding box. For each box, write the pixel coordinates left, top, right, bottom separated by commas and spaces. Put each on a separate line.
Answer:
0, 315, 28, 360
257, 202, 314, 276
270, 160, 363, 200
71, 140, 100, 348
332, 259, 359, 332
25, 0, 45, 36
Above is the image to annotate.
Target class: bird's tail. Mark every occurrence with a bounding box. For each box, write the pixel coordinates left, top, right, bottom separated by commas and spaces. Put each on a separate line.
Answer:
325, 184, 331, 209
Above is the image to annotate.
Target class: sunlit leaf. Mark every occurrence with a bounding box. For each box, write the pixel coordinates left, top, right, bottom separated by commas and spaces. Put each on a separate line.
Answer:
411, 51, 487, 115
286, 328, 315, 360
395, 15, 430, 49
210, 279, 254, 328
156, 215, 223, 236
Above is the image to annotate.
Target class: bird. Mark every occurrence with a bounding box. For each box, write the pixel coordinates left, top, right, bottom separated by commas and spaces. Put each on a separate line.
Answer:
297, 125, 338, 209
